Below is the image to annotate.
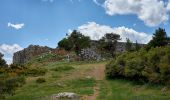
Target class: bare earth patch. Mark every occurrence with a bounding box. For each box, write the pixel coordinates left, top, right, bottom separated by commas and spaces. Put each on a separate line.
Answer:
81, 64, 105, 100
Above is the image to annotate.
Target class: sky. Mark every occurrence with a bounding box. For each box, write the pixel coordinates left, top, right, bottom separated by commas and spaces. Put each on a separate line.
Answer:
0, 0, 170, 64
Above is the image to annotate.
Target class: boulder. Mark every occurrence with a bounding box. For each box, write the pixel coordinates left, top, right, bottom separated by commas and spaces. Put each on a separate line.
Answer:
55, 92, 78, 100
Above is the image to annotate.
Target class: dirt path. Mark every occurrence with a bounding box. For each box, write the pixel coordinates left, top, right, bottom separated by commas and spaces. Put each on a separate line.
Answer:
81, 64, 105, 100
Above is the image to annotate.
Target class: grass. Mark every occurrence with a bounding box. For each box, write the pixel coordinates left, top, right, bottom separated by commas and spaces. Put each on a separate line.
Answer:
66, 78, 96, 95
5, 61, 98, 100
52, 65, 74, 72
97, 79, 170, 100
5, 61, 170, 100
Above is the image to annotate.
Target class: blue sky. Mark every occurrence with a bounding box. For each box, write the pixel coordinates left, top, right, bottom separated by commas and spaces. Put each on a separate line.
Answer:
0, 0, 170, 64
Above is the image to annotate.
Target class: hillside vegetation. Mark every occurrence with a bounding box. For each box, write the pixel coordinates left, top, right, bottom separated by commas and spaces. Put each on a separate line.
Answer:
106, 46, 170, 86
4, 61, 170, 100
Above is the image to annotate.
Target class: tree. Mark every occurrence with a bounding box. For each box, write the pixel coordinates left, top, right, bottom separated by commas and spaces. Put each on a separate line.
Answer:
58, 38, 73, 51
125, 38, 132, 52
58, 30, 91, 55
0, 53, 7, 67
99, 33, 121, 58
147, 28, 168, 50
69, 30, 90, 55
135, 40, 141, 51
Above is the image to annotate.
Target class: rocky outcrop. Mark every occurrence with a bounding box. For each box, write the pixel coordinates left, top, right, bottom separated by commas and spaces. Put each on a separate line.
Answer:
13, 41, 146, 64
13, 45, 53, 64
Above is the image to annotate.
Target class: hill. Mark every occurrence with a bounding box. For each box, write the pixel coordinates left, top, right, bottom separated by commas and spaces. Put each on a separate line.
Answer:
6, 60, 170, 100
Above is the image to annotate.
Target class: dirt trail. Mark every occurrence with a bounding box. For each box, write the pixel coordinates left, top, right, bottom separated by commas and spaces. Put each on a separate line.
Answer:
81, 64, 105, 100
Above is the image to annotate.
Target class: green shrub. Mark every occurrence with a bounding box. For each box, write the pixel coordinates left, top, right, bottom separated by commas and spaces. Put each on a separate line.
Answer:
0, 80, 5, 99
159, 54, 170, 85
53, 65, 74, 72
106, 46, 170, 85
125, 57, 146, 82
27, 67, 47, 76
5, 76, 25, 95
36, 78, 46, 83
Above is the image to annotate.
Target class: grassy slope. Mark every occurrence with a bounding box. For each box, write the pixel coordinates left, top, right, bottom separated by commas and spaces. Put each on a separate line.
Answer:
6, 61, 170, 100
98, 79, 170, 100
6, 61, 98, 100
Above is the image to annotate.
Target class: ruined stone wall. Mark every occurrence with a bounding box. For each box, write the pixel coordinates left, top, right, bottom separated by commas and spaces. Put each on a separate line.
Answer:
13, 45, 52, 64
13, 41, 146, 64
80, 48, 101, 61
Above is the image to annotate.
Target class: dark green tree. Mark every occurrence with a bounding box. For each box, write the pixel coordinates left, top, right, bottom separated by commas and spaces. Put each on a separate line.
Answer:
58, 38, 73, 51
58, 30, 91, 55
99, 33, 121, 58
69, 30, 90, 55
125, 38, 132, 52
147, 28, 168, 50
0, 53, 7, 67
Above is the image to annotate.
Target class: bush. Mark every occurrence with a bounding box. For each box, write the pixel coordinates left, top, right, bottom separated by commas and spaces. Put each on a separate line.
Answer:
0, 65, 26, 99
53, 65, 74, 72
27, 67, 47, 76
106, 46, 170, 85
125, 58, 146, 82
0, 80, 5, 99
5, 76, 25, 95
36, 78, 46, 83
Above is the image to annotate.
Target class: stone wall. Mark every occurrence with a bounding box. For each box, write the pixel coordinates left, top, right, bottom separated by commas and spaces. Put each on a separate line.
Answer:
91, 40, 146, 53
80, 48, 101, 61
13, 45, 53, 64
115, 42, 145, 53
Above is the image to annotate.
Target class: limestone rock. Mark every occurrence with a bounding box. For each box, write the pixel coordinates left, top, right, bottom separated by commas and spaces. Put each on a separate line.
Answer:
80, 48, 101, 61
55, 92, 78, 100
13, 45, 52, 64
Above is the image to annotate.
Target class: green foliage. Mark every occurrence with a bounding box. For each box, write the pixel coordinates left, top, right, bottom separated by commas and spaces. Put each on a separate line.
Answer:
105, 53, 127, 78
36, 78, 46, 83
5, 76, 25, 96
69, 30, 91, 55
58, 30, 91, 55
125, 38, 133, 52
135, 40, 141, 51
26, 67, 47, 76
147, 28, 168, 50
125, 57, 146, 81
0, 53, 7, 67
0, 64, 28, 99
99, 33, 121, 58
53, 65, 74, 72
106, 46, 170, 85
58, 38, 73, 51
0, 79, 6, 99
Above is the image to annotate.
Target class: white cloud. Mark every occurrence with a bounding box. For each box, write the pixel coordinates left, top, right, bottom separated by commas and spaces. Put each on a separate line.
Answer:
69, 22, 152, 44
0, 44, 23, 64
7, 22, 24, 30
94, 0, 170, 27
